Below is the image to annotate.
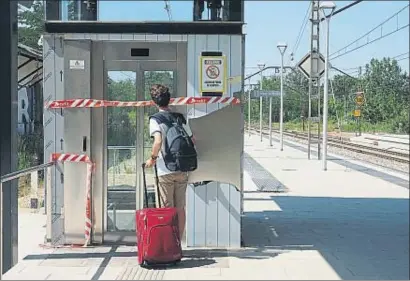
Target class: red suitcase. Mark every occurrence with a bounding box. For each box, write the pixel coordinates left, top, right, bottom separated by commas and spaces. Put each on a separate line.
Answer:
136, 164, 182, 267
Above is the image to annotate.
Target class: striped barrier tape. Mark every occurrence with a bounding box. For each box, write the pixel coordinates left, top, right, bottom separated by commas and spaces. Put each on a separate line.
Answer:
52, 153, 91, 163
51, 153, 93, 247
45, 96, 241, 109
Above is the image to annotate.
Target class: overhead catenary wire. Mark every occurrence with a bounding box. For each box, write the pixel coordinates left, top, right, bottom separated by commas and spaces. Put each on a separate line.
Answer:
285, 0, 363, 67
396, 56, 409, 62
330, 4, 410, 60
337, 52, 410, 74
392, 52, 410, 59
320, 0, 364, 22
286, 1, 364, 72
288, 2, 312, 65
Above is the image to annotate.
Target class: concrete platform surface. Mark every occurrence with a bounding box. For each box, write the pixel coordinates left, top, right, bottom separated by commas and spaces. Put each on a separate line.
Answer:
4, 134, 409, 280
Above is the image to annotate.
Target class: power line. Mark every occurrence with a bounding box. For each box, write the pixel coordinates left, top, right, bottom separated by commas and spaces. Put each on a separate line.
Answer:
331, 66, 358, 79
340, 66, 361, 71
330, 4, 410, 60
392, 52, 409, 59
290, 2, 311, 61
288, 1, 363, 67
341, 52, 409, 68
320, 0, 364, 22
396, 56, 409, 62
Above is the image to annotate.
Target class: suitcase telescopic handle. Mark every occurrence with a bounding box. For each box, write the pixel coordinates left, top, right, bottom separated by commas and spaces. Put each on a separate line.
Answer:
141, 163, 149, 208
141, 163, 161, 209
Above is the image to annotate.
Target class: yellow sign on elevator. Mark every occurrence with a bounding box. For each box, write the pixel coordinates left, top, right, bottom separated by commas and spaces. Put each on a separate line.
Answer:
200, 56, 227, 94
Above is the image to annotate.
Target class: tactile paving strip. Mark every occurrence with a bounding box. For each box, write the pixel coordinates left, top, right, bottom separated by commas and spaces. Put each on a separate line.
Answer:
116, 267, 165, 280
243, 153, 289, 193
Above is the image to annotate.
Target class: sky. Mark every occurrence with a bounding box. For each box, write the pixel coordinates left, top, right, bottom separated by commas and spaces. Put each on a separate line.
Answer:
97, 1, 409, 79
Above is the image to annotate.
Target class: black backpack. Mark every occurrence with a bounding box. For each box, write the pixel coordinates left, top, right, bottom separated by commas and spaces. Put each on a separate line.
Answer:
150, 111, 198, 172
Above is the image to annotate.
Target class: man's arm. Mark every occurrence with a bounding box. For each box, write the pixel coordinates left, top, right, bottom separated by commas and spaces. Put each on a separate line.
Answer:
146, 118, 162, 167
151, 132, 162, 158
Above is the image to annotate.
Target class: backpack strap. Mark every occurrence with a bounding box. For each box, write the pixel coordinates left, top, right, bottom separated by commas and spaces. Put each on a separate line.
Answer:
149, 112, 172, 127
150, 111, 186, 127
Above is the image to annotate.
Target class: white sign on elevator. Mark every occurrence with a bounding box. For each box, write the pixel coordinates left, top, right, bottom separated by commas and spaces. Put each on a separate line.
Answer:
69, 60, 85, 70
200, 56, 226, 94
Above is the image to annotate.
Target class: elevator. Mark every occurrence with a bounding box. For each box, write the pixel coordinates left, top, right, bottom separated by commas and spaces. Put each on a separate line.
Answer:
43, 18, 245, 248
48, 40, 189, 244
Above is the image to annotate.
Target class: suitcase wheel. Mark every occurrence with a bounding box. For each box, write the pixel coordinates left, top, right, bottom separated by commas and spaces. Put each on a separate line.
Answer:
172, 259, 181, 266
141, 260, 149, 268
140, 259, 181, 268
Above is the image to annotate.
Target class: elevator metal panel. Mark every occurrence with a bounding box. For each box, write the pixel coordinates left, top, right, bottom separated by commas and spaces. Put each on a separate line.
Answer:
43, 34, 65, 245
215, 34, 234, 247
103, 42, 179, 61
63, 40, 92, 244
90, 41, 104, 244
187, 105, 242, 189
54, 36, 66, 245
185, 34, 243, 248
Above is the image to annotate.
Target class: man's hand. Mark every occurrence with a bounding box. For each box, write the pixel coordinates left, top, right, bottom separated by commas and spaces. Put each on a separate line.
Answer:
145, 158, 156, 168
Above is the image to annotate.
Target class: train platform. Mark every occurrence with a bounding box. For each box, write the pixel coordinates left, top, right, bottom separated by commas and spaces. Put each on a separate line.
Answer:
4, 134, 409, 280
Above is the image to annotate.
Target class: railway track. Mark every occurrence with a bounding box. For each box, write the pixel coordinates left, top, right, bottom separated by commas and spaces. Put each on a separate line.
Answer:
250, 126, 410, 165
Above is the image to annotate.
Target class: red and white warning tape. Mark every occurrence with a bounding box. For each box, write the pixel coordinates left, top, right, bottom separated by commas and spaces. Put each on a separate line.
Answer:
45, 96, 240, 109
52, 153, 91, 163
51, 153, 93, 247
85, 162, 93, 246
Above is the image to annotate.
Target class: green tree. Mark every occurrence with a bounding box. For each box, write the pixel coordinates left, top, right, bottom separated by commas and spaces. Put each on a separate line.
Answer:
67, 0, 80, 21
328, 74, 358, 124
107, 78, 137, 147
361, 58, 409, 124
245, 72, 309, 126
246, 56, 409, 134
18, 0, 44, 49
323, 57, 409, 133
284, 70, 308, 120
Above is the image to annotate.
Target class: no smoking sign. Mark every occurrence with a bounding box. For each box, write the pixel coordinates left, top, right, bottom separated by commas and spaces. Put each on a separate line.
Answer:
206, 65, 220, 79
200, 56, 226, 94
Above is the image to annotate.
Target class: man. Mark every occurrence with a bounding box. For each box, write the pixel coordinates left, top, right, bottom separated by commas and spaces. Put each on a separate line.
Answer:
145, 84, 193, 240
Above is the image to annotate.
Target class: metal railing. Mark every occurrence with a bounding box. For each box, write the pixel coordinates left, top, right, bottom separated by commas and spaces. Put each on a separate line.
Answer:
0, 146, 145, 277
0, 162, 54, 279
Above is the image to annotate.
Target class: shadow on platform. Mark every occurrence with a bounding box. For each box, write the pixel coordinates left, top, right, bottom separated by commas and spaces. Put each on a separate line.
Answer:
22, 242, 284, 279
242, 195, 410, 280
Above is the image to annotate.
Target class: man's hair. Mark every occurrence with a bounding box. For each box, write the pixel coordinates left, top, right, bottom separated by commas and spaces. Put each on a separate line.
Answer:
150, 84, 170, 107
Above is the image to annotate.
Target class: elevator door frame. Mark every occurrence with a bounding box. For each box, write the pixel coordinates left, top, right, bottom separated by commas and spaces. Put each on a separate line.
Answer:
136, 61, 180, 214
103, 60, 139, 242
103, 60, 180, 243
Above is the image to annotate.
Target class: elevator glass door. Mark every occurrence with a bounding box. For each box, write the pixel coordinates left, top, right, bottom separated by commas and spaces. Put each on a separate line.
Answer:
138, 62, 178, 189
104, 60, 179, 243
105, 61, 138, 241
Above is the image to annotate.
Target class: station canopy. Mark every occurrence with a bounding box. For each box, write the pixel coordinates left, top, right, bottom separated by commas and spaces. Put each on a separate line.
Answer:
18, 43, 42, 89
